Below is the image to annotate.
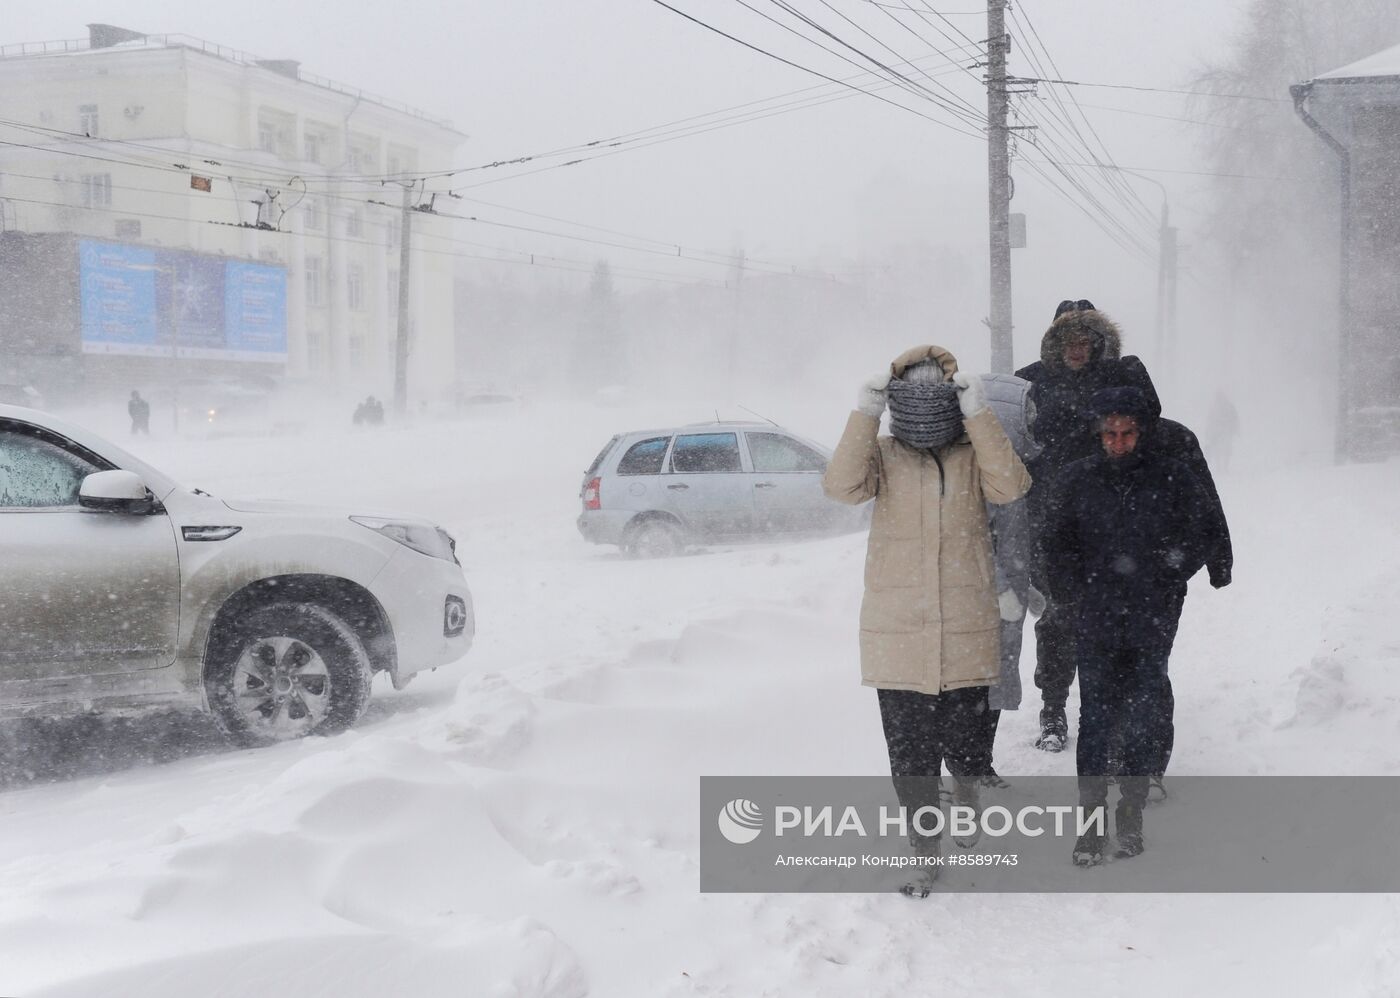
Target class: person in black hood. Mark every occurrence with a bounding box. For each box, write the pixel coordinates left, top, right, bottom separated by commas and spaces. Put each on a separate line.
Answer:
1015, 300, 1160, 752
1042, 386, 1218, 866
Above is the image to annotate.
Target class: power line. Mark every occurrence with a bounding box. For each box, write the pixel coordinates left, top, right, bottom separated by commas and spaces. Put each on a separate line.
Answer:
0, 124, 845, 280
0, 194, 731, 287
437, 59, 980, 195
647, 0, 988, 141
1069, 100, 1297, 137
1020, 160, 1310, 182
1008, 5, 1157, 228
758, 0, 986, 126
1015, 77, 1287, 102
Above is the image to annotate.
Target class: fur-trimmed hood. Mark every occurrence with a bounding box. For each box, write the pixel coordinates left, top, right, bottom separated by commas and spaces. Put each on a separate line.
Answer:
888, 344, 959, 381
1039, 309, 1123, 369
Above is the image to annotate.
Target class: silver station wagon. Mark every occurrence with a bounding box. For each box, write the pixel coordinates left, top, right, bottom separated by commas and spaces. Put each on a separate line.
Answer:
577, 421, 866, 557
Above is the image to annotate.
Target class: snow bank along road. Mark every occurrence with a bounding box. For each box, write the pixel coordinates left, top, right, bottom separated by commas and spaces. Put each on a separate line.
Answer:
2, 401, 1398, 997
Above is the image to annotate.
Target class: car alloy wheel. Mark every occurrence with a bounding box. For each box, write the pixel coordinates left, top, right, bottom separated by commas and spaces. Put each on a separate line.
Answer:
207, 602, 373, 747
232, 635, 332, 738
627, 519, 684, 558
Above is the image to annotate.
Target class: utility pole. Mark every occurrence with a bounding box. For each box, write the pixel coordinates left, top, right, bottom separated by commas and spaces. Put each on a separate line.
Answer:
393, 183, 414, 416
986, 0, 1014, 373
1161, 221, 1178, 370
1154, 201, 1168, 358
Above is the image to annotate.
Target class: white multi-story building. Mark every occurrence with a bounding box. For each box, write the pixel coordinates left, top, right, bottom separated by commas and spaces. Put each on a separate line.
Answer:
0, 23, 466, 402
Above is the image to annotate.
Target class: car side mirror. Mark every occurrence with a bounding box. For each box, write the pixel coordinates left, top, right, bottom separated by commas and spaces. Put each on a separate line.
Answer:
80, 470, 157, 513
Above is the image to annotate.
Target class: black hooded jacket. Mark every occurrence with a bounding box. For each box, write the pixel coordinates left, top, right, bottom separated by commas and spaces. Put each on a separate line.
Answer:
1042, 433, 1216, 646
1018, 308, 1232, 589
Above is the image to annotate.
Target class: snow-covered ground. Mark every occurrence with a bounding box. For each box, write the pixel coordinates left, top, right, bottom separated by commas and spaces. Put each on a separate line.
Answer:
3, 398, 1399, 997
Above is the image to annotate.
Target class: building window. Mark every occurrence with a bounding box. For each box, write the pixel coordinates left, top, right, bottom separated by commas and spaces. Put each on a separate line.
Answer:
387, 144, 417, 178
306, 330, 324, 370
349, 334, 365, 370
78, 104, 99, 137
347, 264, 365, 310
303, 132, 322, 164
305, 255, 324, 306
348, 133, 379, 173
80, 173, 112, 208
257, 110, 295, 158
346, 208, 363, 238
304, 199, 323, 232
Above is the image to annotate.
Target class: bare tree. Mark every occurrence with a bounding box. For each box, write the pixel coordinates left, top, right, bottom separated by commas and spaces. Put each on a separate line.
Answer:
1194, 0, 1400, 290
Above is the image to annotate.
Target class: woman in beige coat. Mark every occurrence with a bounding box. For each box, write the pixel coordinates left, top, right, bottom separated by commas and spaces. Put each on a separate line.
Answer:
823, 345, 1030, 892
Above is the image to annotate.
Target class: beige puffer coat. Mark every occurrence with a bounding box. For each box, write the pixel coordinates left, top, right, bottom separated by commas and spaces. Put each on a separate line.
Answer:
823, 345, 1031, 694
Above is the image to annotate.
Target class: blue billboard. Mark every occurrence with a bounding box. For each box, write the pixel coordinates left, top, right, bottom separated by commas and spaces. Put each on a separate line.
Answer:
79, 241, 161, 356
225, 261, 288, 358
79, 240, 287, 363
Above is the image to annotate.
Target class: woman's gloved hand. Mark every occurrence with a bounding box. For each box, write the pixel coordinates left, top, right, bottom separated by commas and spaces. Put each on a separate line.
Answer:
857, 373, 890, 419
998, 588, 1024, 622
951, 371, 987, 417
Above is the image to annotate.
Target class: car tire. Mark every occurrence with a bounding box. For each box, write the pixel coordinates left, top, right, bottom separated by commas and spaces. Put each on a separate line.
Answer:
623, 517, 685, 559
205, 602, 373, 747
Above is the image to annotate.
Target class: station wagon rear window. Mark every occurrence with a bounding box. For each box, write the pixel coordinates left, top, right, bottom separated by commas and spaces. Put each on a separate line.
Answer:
617, 436, 670, 475
671, 433, 741, 474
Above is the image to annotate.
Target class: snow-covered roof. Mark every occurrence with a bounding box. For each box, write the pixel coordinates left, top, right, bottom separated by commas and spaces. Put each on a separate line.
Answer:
1315, 41, 1400, 82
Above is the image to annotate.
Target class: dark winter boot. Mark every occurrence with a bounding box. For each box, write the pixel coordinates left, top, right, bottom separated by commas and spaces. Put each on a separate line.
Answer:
1034, 705, 1068, 752
979, 768, 1011, 790
1072, 830, 1105, 868
1115, 800, 1145, 859
951, 780, 981, 849
900, 832, 941, 898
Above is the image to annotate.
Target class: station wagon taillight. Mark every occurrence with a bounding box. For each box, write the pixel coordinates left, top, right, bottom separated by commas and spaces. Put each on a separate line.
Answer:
583, 476, 602, 510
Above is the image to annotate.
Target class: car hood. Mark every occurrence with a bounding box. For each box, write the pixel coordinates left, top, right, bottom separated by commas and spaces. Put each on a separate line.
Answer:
221, 497, 433, 525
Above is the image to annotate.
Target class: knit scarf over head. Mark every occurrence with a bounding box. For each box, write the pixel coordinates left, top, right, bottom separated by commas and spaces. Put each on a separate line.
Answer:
886, 379, 964, 449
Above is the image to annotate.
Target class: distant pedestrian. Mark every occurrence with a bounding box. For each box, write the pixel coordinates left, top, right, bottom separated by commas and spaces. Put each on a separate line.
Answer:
128, 390, 151, 435
353, 396, 384, 427
823, 344, 1029, 896
1043, 387, 1218, 866
1206, 391, 1240, 472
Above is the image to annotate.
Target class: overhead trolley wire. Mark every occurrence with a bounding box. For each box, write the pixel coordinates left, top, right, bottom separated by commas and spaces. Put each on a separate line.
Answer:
1009, 4, 1157, 225
648, 0, 988, 141
755, 0, 986, 126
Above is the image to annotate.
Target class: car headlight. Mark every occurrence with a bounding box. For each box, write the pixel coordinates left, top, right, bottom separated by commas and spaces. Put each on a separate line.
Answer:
350, 516, 459, 564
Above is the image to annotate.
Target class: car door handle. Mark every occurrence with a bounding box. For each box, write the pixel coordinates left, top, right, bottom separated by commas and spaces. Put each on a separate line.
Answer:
754, 482, 777, 489
667, 483, 689, 491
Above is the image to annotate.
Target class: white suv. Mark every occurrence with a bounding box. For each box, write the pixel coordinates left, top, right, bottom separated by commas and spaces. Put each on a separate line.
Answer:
0, 404, 474, 745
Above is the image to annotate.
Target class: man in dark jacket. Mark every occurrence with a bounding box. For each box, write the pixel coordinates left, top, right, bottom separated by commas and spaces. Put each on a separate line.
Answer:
1043, 387, 1217, 866
1016, 300, 1159, 752
128, 390, 151, 435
